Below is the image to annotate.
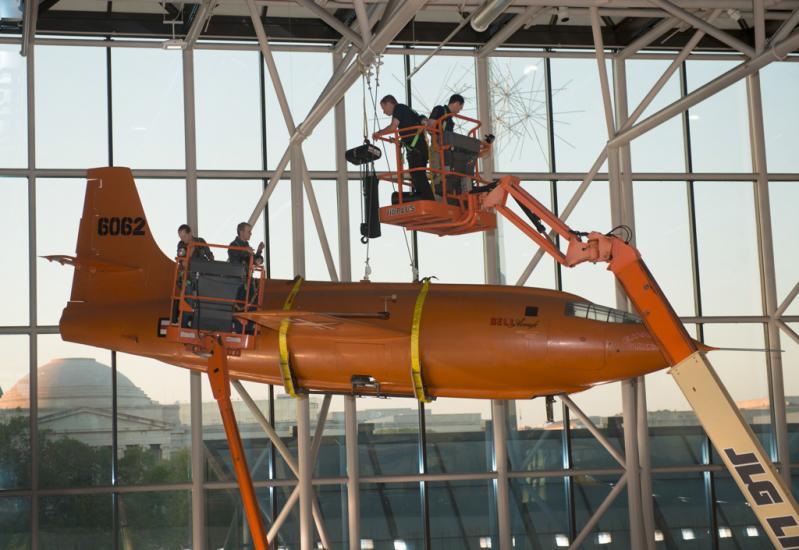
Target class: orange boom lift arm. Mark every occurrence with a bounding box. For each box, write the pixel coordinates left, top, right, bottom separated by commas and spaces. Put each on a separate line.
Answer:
484, 175, 799, 549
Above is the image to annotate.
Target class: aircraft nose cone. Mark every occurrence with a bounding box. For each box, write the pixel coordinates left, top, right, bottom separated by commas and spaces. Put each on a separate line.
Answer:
605, 325, 669, 378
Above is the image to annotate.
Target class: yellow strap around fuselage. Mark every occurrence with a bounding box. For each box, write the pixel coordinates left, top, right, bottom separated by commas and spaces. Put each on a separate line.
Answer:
410, 278, 433, 403
279, 276, 303, 397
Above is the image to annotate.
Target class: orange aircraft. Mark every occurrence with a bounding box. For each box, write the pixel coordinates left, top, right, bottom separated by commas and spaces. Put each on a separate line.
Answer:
51, 167, 669, 402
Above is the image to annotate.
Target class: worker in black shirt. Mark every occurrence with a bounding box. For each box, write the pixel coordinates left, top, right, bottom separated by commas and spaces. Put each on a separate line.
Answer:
177, 224, 214, 261
373, 94, 435, 200
228, 222, 265, 266
428, 94, 465, 195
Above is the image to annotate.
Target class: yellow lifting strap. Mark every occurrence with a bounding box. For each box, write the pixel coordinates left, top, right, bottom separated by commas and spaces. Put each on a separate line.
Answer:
279, 276, 303, 397
410, 277, 433, 403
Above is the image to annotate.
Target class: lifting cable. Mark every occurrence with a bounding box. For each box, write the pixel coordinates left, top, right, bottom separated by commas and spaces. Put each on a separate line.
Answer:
360, 56, 418, 282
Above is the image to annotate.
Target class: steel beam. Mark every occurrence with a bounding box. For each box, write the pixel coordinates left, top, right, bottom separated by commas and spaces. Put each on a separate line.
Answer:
567, 474, 629, 550
408, 11, 476, 77
334, 52, 352, 283
248, 0, 338, 281
768, 7, 799, 46
21, 0, 38, 57
754, 0, 766, 53
648, 0, 755, 57
560, 395, 626, 467
294, 0, 364, 49
491, 400, 512, 550
747, 71, 790, 482
776, 279, 799, 318
778, 320, 799, 347
607, 30, 799, 148
352, 0, 372, 46
478, 6, 544, 57
184, 0, 214, 48
618, 16, 677, 59
247, 0, 428, 226
344, 396, 360, 550
590, 7, 617, 138
297, 395, 313, 550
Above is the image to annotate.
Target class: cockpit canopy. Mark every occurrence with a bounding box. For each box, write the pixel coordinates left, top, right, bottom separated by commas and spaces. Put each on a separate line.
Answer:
565, 302, 642, 324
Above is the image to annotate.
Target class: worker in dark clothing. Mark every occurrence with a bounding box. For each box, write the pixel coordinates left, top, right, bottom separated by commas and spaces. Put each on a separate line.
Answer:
428, 94, 465, 195
177, 224, 214, 261
228, 222, 264, 266
373, 94, 434, 200
173, 224, 213, 326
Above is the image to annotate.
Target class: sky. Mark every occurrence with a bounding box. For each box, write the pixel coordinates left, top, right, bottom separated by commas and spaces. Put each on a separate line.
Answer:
1, 42, 799, 430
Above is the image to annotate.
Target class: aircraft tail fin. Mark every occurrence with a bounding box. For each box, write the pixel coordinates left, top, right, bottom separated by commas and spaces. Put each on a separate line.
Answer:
67, 167, 174, 304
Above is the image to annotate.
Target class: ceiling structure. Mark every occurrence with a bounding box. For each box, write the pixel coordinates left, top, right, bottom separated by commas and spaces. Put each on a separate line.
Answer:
3, 0, 799, 53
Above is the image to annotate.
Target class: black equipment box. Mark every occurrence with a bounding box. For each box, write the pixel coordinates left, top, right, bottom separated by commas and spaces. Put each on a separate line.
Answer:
346, 143, 382, 166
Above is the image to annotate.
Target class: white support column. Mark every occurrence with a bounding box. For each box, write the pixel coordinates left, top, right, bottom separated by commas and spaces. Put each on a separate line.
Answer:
334, 51, 352, 284
491, 400, 512, 550
746, 65, 790, 481
297, 395, 313, 550
291, 145, 306, 278
183, 45, 205, 550
476, 56, 503, 286
344, 396, 360, 550
621, 380, 646, 549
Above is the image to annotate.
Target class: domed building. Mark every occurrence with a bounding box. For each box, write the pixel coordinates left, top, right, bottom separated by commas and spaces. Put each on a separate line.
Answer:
0, 358, 188, 458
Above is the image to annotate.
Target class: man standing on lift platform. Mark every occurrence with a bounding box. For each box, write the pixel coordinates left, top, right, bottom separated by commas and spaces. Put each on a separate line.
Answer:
373, 95, 435, 200
428, 94, 465, 195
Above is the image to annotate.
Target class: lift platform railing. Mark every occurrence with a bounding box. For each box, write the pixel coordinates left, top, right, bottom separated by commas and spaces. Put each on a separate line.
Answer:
166, 241, 266, 352
372, 113, 497, 235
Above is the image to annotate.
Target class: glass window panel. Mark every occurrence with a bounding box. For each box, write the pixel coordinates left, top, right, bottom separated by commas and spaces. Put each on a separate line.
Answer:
508, 400, 564, 473
135, 178, 186, 259
206, 488, 276, 550
345, 52, 405, 169
0, 178, 28, 325
117, 491, 191, 548
201, 377, 271, 483
645, 370, 705, 467
348, 179, 417, 283
35, 45, 107, 168
488, 57, 550, 173
429, 480, 496, 549
0, 45, 27, 169
416, 230, 485, 284
626, 59, 685, 173
715, 473, 772, 549
760, 63, 799, 173
268, 181, 294, 280
703, 324, 772, 454
557, 180, 615, 307
39, 494, 112, 547
304, 180, 339, 282
550, 58, 612, 173
500, 180, 557, 289
116, 353, 190, 485
36, 178, 84, 325
685, 60, 751, 173
510, 477, 569, 550
360, 483, 423, 549
37, 336, 111, 488
197, 179, 267, 262
358, 397, 420, 476
568, 384, 626, 470
573, 475, 629, 549
633, 181, 695, 316
112, 48, 185, 169
0, 497, 30, 549
694, 181, 761, 316
652, 472, 711, 548
410, 54, 476, 127
265, 52, 335, 171
0, 335, 30, 490
425, 399, 491, 474
195, 49, 262, 170
770, 181, 799, 316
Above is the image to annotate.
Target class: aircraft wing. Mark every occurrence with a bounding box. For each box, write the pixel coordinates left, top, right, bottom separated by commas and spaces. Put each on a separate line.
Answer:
237, 310, 406, 340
